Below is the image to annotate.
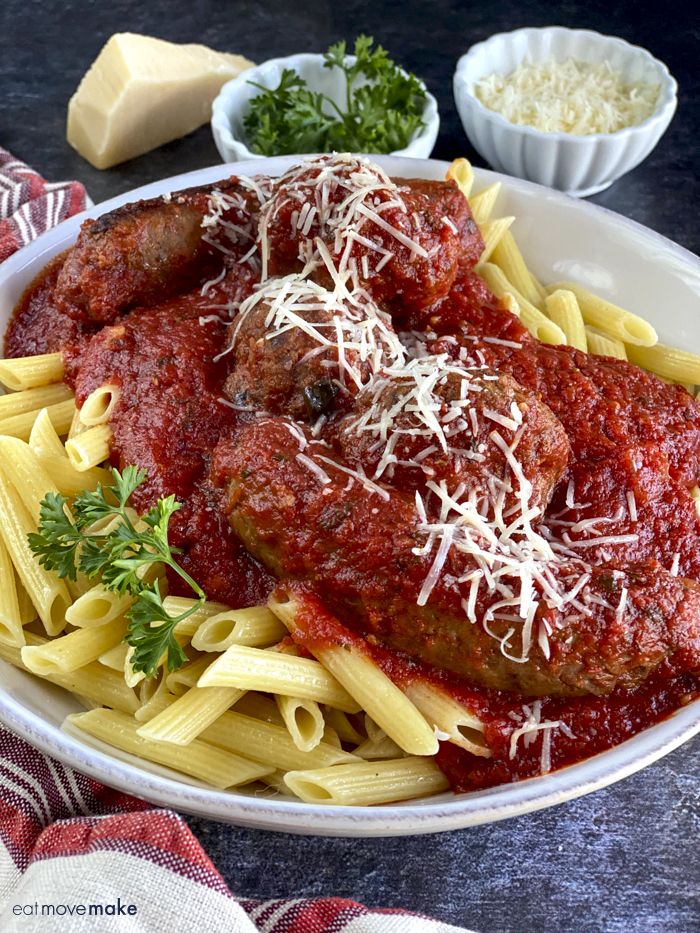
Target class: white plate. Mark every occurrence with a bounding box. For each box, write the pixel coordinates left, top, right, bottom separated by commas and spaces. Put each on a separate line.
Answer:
0, 155, 698, 837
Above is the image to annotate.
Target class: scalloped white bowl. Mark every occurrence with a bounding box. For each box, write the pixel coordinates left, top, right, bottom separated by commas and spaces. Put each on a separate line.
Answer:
211, 53, 439, 162
0, 155, 698, 835
454, 27, 678, 197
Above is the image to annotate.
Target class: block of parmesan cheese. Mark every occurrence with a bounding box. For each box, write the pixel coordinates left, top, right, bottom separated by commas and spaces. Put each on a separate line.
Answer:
67, 33, 254, 169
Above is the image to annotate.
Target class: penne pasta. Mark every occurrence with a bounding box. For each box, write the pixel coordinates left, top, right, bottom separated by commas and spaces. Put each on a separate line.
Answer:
137, 685, 244, 745
0, 353, 65, 392
78, 384, 121, 426
198, 643, 361, 713
0, 632, 139, 714
548, 282, 657, 347
322, 707, 365, 746
65, 584, 133, 628
284, 757, 449, 806
233, 691, 285, 726
28, 407, 68, 460
0, 398, 76, 441
15, 572, 38, 625
163, 596, 231, 639
0, 383, 73, 420
625, 343, 700, 385
544, 289, 588, 353
276, 695, 325, 753
201, 710, 359, 772
65, 423, 112, 471
0, 462, 70, 635
477, 262, 565, 345
99, 642, 130, 671
446, 157, 474, 199
469, 181, 501, 225
164, 654, 211, 695
67, 708, 272, 788
478, 216, 515, 265
191, 605, 286, 652
584, 326, 627, 360
491, 230, 547, 308
269, 591, 438, 757
0, 537, 24, 647
403, 681, 491, 758
0, 435, 61, 522
21, 618, 128, 675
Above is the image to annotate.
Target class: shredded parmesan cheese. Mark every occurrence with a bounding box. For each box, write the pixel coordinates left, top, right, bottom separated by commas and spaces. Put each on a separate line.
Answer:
475, 58, 660, 135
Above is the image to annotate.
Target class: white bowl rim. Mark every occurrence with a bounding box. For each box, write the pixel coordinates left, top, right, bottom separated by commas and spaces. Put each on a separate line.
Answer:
0, 152, 698, 837
211, 52, 439, 161
454, 25, 678, 144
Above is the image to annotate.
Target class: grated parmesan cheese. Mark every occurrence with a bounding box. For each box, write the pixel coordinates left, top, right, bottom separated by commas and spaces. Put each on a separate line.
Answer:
475, 58, 660, 135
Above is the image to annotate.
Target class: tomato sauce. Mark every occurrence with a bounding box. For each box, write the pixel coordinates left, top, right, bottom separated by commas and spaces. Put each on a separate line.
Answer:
6, 186, 699, 794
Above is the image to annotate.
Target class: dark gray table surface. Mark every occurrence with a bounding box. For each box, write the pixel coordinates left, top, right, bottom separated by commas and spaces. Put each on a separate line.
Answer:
2, 1, 699, 930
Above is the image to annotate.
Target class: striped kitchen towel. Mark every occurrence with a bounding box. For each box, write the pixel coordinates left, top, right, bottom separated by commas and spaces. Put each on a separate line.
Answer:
0, 148, 470, 933
0, 148, 89, 263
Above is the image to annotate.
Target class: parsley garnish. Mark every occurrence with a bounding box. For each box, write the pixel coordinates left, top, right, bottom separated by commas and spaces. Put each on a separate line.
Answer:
242, 35, 427, 156
28, 466, 205, 678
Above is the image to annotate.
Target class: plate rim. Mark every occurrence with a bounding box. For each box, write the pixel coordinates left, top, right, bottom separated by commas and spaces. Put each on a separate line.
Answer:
1, 153, 698, 836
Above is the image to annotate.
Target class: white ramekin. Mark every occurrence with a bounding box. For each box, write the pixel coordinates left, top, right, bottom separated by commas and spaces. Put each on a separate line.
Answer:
211, 52, 439, 162
453, 27, 678, 197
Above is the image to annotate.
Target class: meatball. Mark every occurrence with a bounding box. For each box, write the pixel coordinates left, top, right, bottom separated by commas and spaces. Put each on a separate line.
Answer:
334, 360, 570, 516
223, 276, 404, 419
215, 417, 700, 696
55, 178, 266, 324
259, 154, 483, 315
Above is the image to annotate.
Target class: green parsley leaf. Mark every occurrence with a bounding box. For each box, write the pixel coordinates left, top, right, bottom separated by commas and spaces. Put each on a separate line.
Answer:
242, 35, 427, 156
27, 492, 82, 581
125, 580, 189, 675
28, 466, 205, 678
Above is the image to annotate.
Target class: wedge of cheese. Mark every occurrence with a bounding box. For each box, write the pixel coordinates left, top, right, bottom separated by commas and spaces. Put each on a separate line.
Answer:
67, 33, 254, 169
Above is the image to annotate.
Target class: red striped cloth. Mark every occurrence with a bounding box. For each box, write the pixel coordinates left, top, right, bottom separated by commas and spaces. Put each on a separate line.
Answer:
0, 148, 470, 933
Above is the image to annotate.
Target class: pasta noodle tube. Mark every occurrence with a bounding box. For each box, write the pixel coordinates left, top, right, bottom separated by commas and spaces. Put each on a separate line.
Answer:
284, 757, 449, 806
0, 462, 70, 635
161, 596, 231, 639
544, 289, 587, 353
0, 435, 60, 522
67, 709, 273, 789
137, 686, 245, 745
0, 383, 73, 420
78, 384, 121, 426
403, 682, 491, 758
21, 618, 128, 675
233, 692, 285, 725
65, 423, 112, 471
446, 157, 474, 199
548, 282, 657, 346
468, 181, 501, 225
478, 217, 515, 265
491, 230, 547, 308
201, 711, 360, 771
276, 695, 325, 752
99, 642, 129, 670
0, 537, 24, 647
269, 592, 439, 757
584, 327, 627, 361
0, 633, 139, 714
28, 407, 67, 460
191, 606, 287, 652
477, 263, 565, 346
65, 584, 133, 628
0, 398, 76, 442
625, 343, 700, 385
198, 644, 361, 713
0, 353, 65, 392
165, 655, 211, 695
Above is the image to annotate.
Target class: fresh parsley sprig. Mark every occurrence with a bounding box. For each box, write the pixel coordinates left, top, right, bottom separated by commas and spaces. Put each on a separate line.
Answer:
242, 35, 427, 156
28, 466, 204, 677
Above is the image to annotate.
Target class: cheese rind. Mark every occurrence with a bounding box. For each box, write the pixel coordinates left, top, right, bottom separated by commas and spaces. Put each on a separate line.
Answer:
67, 33, 254, 169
